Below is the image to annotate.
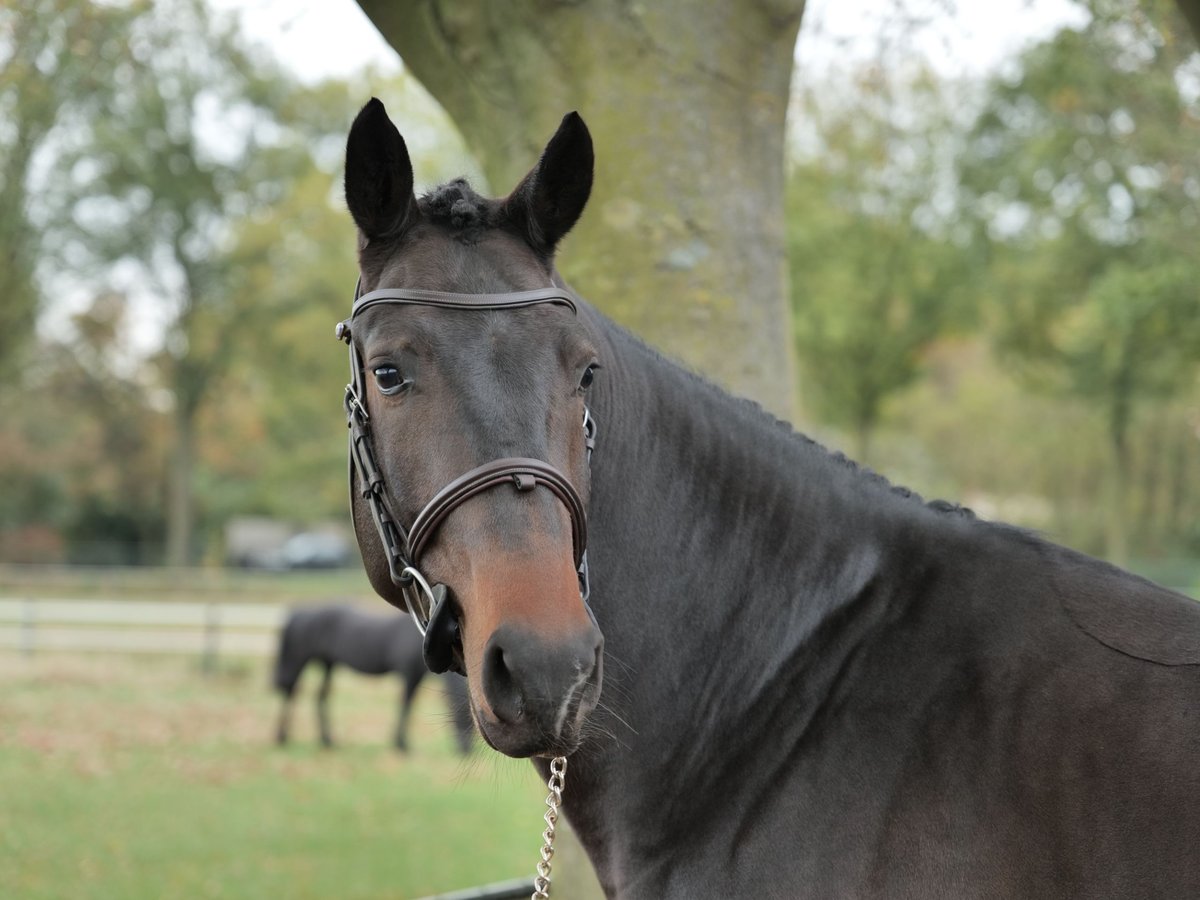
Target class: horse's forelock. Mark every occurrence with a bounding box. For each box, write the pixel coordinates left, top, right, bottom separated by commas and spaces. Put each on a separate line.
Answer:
420, 179, 500, 241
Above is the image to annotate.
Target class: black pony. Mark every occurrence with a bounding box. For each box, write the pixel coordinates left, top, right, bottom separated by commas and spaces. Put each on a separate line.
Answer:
273, 604, 473, 753
339, 99, 1200, 898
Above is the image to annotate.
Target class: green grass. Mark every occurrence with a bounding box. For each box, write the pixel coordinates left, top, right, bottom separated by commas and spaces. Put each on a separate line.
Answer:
0, 563, 374, 603
0, 653, 545, 899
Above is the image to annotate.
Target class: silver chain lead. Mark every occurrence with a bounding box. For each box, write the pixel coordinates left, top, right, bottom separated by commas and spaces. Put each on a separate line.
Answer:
532, 756, 568, 899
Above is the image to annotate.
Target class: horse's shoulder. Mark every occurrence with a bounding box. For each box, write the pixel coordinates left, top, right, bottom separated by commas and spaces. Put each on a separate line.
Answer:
1049, 549, 1200, 666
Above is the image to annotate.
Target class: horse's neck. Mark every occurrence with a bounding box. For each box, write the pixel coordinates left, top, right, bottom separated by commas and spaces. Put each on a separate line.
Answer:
570, 311, 949, 879
589, 315, 913, 675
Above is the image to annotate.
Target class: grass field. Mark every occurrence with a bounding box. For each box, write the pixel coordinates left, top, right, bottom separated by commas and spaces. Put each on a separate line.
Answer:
0, 564, 374, 603
0, 651, 546, 899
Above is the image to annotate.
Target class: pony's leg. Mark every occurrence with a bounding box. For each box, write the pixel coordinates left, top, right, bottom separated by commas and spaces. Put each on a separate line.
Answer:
275, 690, 294, 745
317, 661, 335, 748
394, 671, 423, 752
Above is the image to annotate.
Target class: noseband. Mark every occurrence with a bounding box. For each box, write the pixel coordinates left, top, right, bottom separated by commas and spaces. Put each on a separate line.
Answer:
336, 281, 595, 674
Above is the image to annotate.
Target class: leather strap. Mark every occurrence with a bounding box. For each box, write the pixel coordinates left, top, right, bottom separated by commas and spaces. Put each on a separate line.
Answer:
338, 278, 594, 644
349, 286, 578, 322
408, 457, 588, 566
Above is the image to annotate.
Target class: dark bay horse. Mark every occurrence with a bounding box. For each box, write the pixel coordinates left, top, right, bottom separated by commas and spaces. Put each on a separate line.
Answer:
338, 98, 1200, 898
273, 604, 473, 753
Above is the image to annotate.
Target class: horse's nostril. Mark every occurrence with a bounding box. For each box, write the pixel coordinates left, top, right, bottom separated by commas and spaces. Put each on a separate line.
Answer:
483, 640, 524, 723
481, 623, 602, 734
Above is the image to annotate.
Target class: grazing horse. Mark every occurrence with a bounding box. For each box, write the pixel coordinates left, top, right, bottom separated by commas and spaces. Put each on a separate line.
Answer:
338, 98, 1200, 898
273, 604, 473, 753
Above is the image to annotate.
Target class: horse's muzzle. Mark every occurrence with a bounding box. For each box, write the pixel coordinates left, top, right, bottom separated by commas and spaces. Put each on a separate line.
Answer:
474, 621, 604, 758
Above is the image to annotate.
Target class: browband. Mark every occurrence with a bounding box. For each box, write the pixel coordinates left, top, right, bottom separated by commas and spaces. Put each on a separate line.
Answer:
350, 286, 578, 320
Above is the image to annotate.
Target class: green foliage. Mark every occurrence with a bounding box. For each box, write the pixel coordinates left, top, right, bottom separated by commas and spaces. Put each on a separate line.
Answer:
0, 291, 168, 563
46, 294, 168, 563
0, 0, 477, 561
867, 334, 1200, 560
3, 0, 1198, 568
24, 0, 409, 563
0, 0, 140, 380
199, 68, 474, 529
961, 1, 1200, 559
54, 0, 315, 409
35, 0, 327, 563
787, 69, 977, 461
783, 7, 1200, 561
202, 167, 357, 525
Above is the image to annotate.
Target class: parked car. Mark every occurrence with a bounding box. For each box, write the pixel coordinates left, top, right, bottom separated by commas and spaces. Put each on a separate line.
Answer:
279, 532, 352, 569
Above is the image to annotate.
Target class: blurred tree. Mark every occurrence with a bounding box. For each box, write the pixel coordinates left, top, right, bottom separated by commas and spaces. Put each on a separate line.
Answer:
0, 0, 138, 382
0, 291, 168, 563
176, 70, 475, 542
198, 70, 475, 530
353, 0, 805, 420
962, 4, 1200, 561
50, 292, 168, 563
787, 68, 976, 462
868, 335, 1200, 562
205, 165, 357, 527
1175, 0, 1200, 41
49, 0, 330, 564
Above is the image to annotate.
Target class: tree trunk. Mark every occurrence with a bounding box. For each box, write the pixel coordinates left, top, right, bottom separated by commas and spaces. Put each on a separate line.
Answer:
1105, 392, 1132, 567
356, 0, 804, 421
165, 403, 196, 567
1177, 0, 1200, 45
854, 416, 874, 468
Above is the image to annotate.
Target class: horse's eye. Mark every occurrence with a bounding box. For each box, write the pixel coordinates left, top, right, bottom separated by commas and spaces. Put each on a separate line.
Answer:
579, 364, 599, 391
373, 366, 407, 395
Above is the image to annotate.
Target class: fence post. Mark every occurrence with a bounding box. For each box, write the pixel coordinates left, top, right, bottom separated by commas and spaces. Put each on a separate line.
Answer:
202, 602, 220, 674
21, 597, 36, 658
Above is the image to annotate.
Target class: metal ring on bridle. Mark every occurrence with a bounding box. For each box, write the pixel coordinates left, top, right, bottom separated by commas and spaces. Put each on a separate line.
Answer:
400, 565, 437, 635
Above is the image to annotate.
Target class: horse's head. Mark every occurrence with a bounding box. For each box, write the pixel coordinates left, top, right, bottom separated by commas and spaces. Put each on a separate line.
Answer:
341, 99, 603, 759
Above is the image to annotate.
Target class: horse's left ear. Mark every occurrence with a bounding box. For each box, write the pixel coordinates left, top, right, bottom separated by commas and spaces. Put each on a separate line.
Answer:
503, 111, 594, 255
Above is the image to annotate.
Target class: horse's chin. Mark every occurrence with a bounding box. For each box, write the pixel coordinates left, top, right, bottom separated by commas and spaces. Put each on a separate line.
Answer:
477, 720, 585, 763
474, 713, 585, 760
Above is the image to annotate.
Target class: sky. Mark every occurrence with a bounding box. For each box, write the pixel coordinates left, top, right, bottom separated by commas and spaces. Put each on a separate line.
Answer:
205, 0, 399, 83
209, 0, 1088, 85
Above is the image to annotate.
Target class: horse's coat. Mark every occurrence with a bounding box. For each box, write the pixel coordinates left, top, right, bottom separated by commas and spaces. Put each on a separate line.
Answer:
273, 604, 473, 753
340, 99, 1200, 899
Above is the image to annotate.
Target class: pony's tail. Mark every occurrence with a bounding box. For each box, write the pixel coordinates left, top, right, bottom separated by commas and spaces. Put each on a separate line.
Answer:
273, 612, 299, 694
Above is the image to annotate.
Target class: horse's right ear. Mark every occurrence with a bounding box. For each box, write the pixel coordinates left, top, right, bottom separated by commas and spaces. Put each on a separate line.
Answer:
344, 98, 419, 242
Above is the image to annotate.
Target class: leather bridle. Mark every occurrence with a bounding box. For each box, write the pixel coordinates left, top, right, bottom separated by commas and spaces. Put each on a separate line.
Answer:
336, 281, 596, 674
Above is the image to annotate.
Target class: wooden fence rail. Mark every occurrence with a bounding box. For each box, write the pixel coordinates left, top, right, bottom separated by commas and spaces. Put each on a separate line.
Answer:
0, 598, 286, 666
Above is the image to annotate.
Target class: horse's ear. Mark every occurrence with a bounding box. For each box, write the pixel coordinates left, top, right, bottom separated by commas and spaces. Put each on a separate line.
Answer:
503, 111, 593, 254
344, 98, 419, 241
